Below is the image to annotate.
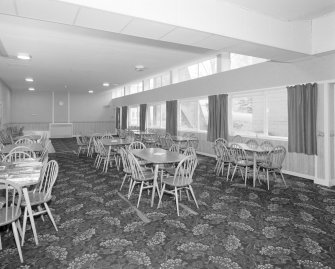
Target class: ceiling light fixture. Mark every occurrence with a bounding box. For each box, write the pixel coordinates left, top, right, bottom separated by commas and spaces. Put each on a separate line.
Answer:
17, 53, 32, 60
88, 90, 94, 94
135, 64, 145, 72
28, 87, 35, 91
102, 82, 110, 87
25, 77, 34, 82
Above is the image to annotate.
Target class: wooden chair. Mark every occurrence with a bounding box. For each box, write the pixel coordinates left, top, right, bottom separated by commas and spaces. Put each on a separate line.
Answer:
119, 147, 133, 194
129, 141, 146, 150
230, 143, 254, 185
21, 160, 59, 245
102, 133, 114, 140
2, 151, 34, 163
216, 142, 233, 180
76, 136, 89, 156
188, 135, 199, 150
158, 155, 199, 216
127, 151, 155, 207
246, 139, 258, 149
232, 135, 243, 143
183, 147, 197, 157
0, 179, 23, 263
15, 138, 34, 144
39, 140, 51, 163
214, 137, 228, 145
257, 140, 274, 163
9, 146, 36, 159
257, 145, 287, 190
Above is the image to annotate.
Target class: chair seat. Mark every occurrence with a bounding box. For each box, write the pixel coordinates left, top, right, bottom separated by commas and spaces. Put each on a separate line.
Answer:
258, 162, 281, 170
21, 191, 50, 206
132, 171, 155, 181
235, 160, 254, 166
162, 176, 191, 187
0, 208, 21, 226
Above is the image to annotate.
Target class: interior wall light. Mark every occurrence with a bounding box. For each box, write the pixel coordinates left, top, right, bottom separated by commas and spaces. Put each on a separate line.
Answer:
17, 53, 32, 60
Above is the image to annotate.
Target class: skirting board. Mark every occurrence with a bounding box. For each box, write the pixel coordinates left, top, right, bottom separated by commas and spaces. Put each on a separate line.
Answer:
49, 123, 73, 138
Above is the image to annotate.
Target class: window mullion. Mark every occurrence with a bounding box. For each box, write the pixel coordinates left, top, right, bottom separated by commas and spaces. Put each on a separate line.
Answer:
264, 93, 269, 136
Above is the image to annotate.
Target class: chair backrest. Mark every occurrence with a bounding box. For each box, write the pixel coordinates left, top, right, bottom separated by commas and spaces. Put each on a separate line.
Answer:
188, 135, 199, 150
127, 150, 146, 181
260, 140, 274, 150
183, 147, 196, 157
9, 146, 36, 158
0, 179, 22, 224
102, 134, 114, 140
40, 140, 51, 162
214, 138, 228, 146
96, 139, 108, 155
216, 142, 231, 162
15, 138, 34, 144
2, 151, 34, 162
119, 147, 131, 172
165, 136, 174, 149
129, 141, 146, 150
267, 145, 286, 168
76, 136, 83, 145
246, 139, 258, 149
230, 143, 248, 162
172, 155, 198, 186
232, 135, 244, 143
36, 160, 59, 200
169, 143, 179, 153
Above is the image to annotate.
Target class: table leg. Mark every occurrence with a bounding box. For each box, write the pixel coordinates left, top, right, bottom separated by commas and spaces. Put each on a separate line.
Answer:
22, 188, 39, 246
151, 164, 159, 207
253, 152, 257, 187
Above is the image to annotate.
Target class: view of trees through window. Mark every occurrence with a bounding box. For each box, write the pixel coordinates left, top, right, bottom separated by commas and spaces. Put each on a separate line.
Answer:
179, 99, 208, 132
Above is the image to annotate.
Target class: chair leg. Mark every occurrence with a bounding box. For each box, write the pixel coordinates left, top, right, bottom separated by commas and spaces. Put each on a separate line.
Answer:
0, 233, 2, 250
188, 185, 199, 209
21, 207, 28, 246
266, 169, 270, 190
157, 184, 166, 209
226, 163, 231, 181
38, 205, 45, 222
174, 187, 180, 216
244, 167, 248, 186
44, 203, 58, 231
120, 174, 127, 191
128, 180, 136, 199
137, 182, 144, 208
279, 170, 287, 187
12, 222, 23, 263
230, 165, 237, 181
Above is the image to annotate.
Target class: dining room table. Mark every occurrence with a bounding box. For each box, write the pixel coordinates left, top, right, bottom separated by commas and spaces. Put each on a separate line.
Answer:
133, 131, 155, 142
228, 142, 269, 187
0, 159, 43, 245
101, 138, 132, 172
131, 148, 185, 207
1, 143, 44, 155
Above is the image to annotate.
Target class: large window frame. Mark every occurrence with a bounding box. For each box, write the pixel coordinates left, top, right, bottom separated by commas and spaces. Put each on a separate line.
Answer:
146, 102, 166, 129
178, 97, 209, 133
229, 87, 288, 140
128, 105, 140, 129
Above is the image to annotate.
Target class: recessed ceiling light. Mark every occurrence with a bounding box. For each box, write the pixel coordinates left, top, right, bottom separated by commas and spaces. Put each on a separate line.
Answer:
17, 53, 32, 60
28, 87, 35, 91
25, 77, 34, 82
102, 82, 110, 87
88, 90, 94, 94
135, 64, 145, 71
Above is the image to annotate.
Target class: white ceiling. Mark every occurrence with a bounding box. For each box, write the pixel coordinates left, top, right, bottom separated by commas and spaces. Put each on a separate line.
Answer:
221, 0, 335, 21
0, 0, 333, 93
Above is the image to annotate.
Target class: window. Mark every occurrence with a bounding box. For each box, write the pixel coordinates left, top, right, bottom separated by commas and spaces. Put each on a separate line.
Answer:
128, 106, 139, 128
143, 72, 171, 91
230, 53, 267, 70
111, 87, 124, 98
147, 103, 166, 129
231, 88, 288, 138
173, 57, 217, 83
125, 81, 142, 95
178, 98, 208, 132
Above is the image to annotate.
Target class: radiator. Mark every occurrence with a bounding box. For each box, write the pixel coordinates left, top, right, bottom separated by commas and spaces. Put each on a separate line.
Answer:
49, 123, 73, 138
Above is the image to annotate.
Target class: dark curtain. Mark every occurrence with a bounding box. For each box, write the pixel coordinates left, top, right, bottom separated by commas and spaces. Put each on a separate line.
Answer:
166, 100, 177, 136
207, 94, 228, 142
287, 83, 318, 155
121, 106, 128, 130
115, 107, 120, 129
140, 104, 147, 132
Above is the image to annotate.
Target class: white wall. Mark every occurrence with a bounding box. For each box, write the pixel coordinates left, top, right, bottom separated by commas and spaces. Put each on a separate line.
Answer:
0, 80, 11, 127
10, 90, 113, 134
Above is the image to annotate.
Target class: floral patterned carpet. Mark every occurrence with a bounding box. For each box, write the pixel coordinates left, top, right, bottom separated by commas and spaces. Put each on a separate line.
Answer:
1, 141, 335, 268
